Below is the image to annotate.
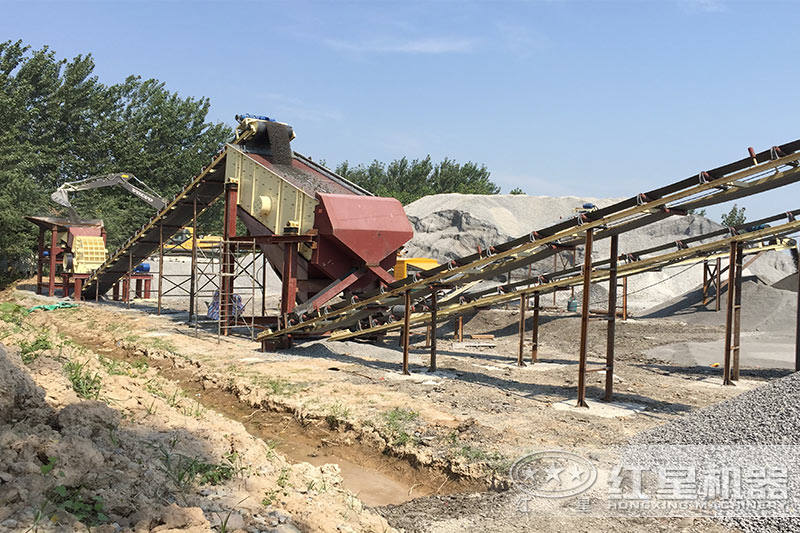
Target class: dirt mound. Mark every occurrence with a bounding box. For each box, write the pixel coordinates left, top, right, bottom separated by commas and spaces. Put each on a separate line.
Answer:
404, 194, 796, 312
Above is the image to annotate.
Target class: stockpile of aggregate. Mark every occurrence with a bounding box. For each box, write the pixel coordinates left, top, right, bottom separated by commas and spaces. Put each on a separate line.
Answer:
404, 193, 796, 312
631, 372, 800, 532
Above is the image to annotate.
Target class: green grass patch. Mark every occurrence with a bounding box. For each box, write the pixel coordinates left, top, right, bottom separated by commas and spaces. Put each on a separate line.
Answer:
0, 301, 27, 325
19, 332, 53, 363
382, 407, 419, 446
64, 360, 102, 399
47, 485, 109, 526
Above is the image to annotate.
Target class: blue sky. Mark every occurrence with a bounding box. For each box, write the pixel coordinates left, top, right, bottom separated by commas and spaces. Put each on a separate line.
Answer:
4, 0, 800, 222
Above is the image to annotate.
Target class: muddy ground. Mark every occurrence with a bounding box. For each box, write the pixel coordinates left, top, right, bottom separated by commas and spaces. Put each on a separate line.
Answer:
1, 283, 791, 532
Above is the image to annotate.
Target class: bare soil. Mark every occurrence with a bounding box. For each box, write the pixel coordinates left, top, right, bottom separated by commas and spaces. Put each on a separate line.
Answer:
2, 284, 790, 532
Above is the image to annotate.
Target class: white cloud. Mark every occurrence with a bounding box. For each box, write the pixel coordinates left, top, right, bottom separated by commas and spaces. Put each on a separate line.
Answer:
257, 93, 343, 123
495, 22, 550, 58
324, 37, 475, 55
680, 0, 726, 13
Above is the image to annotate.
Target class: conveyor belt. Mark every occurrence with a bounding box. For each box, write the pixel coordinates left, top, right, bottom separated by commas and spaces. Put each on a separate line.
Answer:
258, 140, 800, 341
328, 219, 800, 341
82, 142, 365, 298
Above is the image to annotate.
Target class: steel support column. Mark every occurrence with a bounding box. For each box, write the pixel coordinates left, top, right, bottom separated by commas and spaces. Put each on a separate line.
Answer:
189, 196, 197, 321
221, 183, 238, 334
605, 235, 619, 401
531, 292, 540, 363
457, 316, 463, 342
36, 227, 44, 295
796, 242, 800, 372
157, 222, 163, 315
723, 242, 737, 386
577, 228, 593, 408
402, 290, 411, 375
281, 241, 298, 315
517, 294, 527, 366
731, 243, 744, 381
622, 276, 628, 320
429, 289, 438, 372
48, 224, 57, 297
703, 260, 709, 305
716, 257, 722, 312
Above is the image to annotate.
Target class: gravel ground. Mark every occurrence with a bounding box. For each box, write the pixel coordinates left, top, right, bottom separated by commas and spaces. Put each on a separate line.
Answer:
633, 372, 800, 532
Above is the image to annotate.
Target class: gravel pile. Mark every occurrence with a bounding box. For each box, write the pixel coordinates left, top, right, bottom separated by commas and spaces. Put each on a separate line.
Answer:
633, 372, 800, 445
404, 193, 796, 311
632, 373, 800, 532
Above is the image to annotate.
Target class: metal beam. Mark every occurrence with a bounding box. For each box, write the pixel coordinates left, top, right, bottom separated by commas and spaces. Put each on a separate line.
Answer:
577, 228, 593, 408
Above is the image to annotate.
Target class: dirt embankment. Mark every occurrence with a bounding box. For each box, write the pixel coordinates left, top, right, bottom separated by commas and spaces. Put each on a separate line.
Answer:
0, 298, 392, 533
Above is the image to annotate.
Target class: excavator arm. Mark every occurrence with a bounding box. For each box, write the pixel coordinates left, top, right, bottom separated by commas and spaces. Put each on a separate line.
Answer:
51, 173, 166, 220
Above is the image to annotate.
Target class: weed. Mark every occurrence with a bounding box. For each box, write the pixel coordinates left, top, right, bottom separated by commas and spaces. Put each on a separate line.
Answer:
264, 439, 278, 460
157, 446, 235, 492
324, 401, 351, 428
455, 444, 511, 473
382, 407, 419, 446
47, 485, 109, 526
19, 332, 53, 364
98, 355, 129, 375
276, 467, 291, 489
0, 301, 27, 325
261, 489, 279, 506
40, 456, 57, 475
181, 400, 205, 419
144, 399, 158, 416
64, 360, 102, 399
131, 357, 149, 372
150, 338, 178, 354
257, 377, 300, 396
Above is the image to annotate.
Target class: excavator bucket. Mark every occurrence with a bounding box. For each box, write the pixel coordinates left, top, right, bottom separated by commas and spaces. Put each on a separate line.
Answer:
51, 188, 72, 208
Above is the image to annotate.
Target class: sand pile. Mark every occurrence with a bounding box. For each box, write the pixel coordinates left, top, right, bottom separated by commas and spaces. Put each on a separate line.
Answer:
404, 194, 797, 311
642, 277, 798, 332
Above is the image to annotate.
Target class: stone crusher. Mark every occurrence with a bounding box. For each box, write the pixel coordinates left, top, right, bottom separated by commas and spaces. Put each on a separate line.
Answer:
225, 115, 414, 333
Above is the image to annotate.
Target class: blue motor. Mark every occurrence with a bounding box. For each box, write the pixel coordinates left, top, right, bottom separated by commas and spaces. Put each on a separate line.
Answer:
236, 113, 275, 122
583, 203, 597, 210
133, 263, 150, 273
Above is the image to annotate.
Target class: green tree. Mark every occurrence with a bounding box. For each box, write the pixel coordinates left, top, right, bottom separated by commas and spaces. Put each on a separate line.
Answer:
721, 203, 746, 227
509, 187, 525, 195
0, 40, 231, 273
336, 156, 499, 205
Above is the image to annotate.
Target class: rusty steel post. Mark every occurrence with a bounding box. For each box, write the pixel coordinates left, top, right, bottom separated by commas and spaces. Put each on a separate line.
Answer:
622, 276, 628, 321
189, 196, 197, 321
553, 254, 558, 306
723, 242, 737, 386
429, 289, 438, 372
49, 224, 57, 297
796, 242, 800, 372
732, 243, 744, 381
577, 228, 593, 408
457, 316, 463, 342
517, 294, 527, 367
261, 252, 267, 318
127, 252, 132, 308
281, 241, 298, 315
703, 260, 709, 305
157, 222, 163, 315
605, 235, 619, 402
94, 275, 99, 301
36, 227, 44, 295
571, 248, 576, 298
531, 292, 540, 363
715, 257, 722, 312
221, 183, 238, 335
402, 290, 411, 375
